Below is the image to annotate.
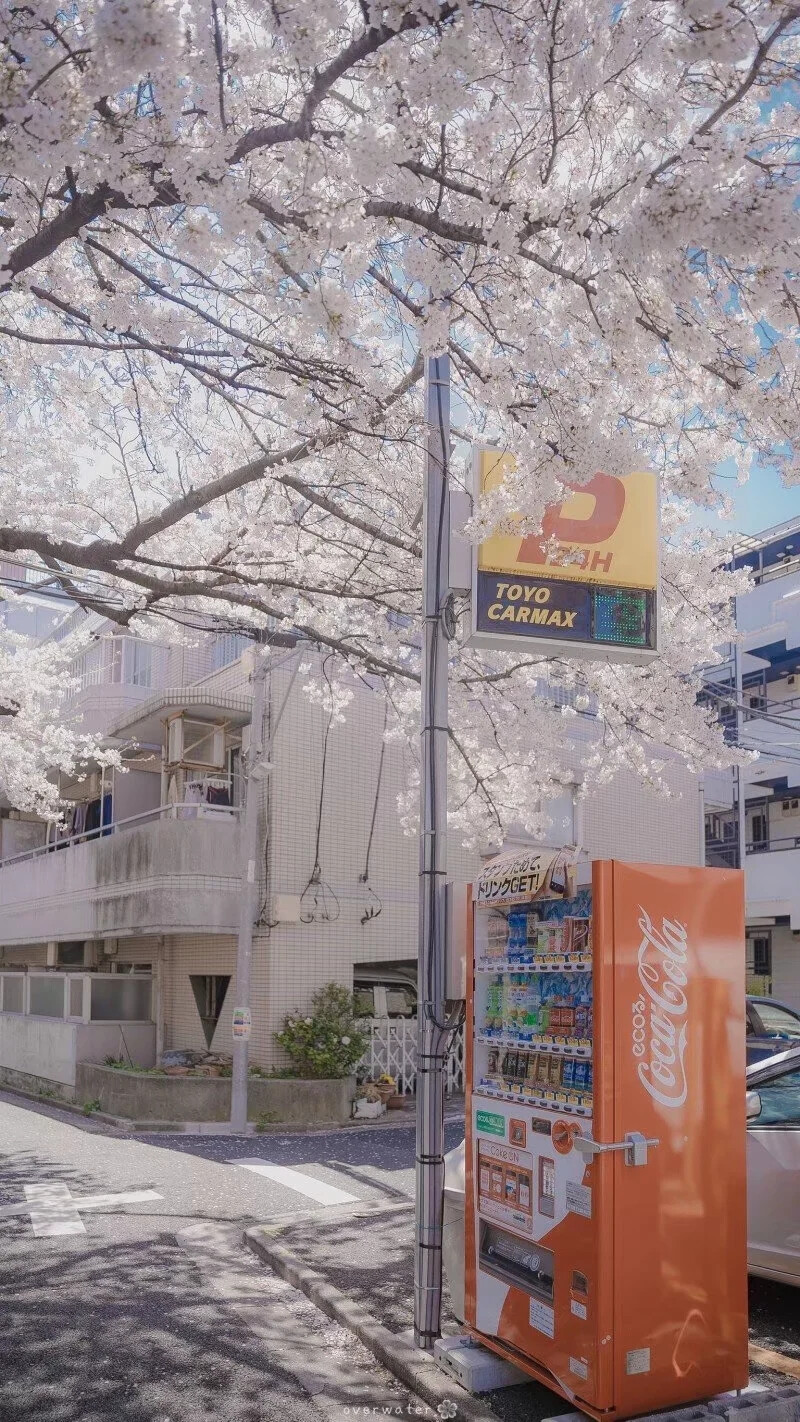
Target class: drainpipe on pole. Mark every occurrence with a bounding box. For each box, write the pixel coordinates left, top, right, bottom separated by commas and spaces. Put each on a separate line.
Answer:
733, 594, 746, 873
154, 935, 165, 1064
415, 349, 451, 1349
230, 647, 270, 1133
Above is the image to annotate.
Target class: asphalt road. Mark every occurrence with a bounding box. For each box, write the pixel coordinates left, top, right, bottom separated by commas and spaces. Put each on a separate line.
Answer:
0, 1091, 797, 1422
0, 1091, 454, 1422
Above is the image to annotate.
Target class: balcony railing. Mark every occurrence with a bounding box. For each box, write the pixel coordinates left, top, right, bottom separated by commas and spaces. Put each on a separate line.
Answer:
746, 834, 800, 854
0, 801, 240, 870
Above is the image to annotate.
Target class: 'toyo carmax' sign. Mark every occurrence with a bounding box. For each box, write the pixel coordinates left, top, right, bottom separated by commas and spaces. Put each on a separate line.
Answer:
469, 451, 659, 663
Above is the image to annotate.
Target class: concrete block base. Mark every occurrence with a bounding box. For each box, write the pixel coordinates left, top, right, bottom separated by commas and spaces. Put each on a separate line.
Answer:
434, 1335, 529, 1392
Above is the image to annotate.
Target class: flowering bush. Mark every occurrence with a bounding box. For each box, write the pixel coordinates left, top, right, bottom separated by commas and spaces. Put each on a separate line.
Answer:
276, 983, 368, 1080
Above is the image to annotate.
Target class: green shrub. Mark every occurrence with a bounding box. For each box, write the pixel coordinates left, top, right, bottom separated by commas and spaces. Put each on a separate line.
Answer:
276, 983, 367, 1079
82, 1098, 102, 1115
253, 1110, 280, 1131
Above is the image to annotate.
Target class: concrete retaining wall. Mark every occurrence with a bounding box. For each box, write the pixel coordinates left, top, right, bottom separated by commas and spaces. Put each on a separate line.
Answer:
0, 1014, 155, 1090
74, 1063, 356, 1124
0, 1064, 75, 1101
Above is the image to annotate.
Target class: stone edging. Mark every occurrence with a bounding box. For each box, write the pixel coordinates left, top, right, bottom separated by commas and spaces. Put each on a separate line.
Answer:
244, 1210, 495, 1422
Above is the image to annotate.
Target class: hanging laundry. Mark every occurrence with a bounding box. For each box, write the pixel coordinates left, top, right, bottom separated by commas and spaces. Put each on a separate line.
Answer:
206, 784, 231, 807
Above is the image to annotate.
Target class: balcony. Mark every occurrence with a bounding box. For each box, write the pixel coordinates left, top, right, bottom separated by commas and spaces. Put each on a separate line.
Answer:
0, 806, 242, 945
744, 837, 800, 928
63, 635, 217, 736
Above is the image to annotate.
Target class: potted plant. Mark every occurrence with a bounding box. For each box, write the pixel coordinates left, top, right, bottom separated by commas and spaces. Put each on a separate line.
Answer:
353, 1084, 385, 1119
373, 1073, 397, 1105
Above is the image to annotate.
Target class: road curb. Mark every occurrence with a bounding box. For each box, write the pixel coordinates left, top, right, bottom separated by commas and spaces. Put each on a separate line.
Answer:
244, 1221, 495, 1422
0, 1082, 464, 1138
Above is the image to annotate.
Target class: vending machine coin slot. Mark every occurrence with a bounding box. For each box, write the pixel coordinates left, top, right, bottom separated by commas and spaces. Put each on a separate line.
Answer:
570, 1270, 589, 1319
479, 1222, 555, 1300
539, 1156, 556, 1218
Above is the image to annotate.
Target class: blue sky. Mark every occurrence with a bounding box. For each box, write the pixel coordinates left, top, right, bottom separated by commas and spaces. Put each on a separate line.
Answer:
710, 462, 799, 536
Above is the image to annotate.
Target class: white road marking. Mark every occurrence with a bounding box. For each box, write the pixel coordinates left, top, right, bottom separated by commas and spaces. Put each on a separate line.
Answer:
0, 1183, 163, 1237
228, 1157, 356, 1206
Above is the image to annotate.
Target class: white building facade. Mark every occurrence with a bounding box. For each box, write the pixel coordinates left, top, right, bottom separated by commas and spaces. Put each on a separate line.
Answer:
0, 607, 704, 1096
703, 515, 800, 1008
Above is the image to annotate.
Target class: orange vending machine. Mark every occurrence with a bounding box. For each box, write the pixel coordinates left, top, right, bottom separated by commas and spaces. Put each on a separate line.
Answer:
465, 853, 748, 1420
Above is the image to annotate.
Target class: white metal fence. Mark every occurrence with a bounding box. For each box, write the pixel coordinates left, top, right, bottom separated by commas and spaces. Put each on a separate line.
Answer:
359, 1018, 464, 1096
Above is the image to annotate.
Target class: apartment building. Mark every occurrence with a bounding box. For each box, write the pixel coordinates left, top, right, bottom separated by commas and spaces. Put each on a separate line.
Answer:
0, 602, 705, 1097
704, 515, 800, 1007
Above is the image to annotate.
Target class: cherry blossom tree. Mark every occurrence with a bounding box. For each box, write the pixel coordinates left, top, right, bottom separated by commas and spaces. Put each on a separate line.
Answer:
0, 0, 796, 839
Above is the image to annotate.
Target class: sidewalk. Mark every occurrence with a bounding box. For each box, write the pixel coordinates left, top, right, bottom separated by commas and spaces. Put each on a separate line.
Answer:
245, 1202, 800, 1422
246, 1199, 571, 1422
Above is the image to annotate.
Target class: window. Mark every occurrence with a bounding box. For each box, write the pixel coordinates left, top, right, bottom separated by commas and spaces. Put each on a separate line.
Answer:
751, 936, 772, 977
29, 976, 65, 1018
751, 1068, 800, 1127
90, 976, 152, 1021
750, 813, 768, 849
129, 640, 153, 688
189, 974, 231, 1047
212, 633, 249, 671
58, 942, 85, 967
1, 976, 24, 1014
755, 1003, 800, 1042
228, 747, 242, 807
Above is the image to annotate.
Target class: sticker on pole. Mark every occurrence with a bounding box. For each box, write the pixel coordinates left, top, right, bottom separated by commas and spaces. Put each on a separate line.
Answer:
469, 449, 659, 664
232, 1008, 251, 1041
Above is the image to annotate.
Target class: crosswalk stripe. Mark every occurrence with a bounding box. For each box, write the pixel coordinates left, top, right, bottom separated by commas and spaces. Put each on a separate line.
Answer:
228, 1157, 357, 1205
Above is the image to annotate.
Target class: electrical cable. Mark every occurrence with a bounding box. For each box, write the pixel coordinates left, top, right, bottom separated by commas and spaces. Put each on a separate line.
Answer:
299, 654, 340, 924
357, 699, 387, 924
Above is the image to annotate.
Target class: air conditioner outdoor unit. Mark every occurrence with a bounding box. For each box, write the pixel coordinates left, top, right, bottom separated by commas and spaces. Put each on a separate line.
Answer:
167, 714, 225, 769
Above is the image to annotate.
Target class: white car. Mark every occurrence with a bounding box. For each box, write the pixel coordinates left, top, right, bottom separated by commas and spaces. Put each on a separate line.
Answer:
746, 1045, 800, 1287
442, 1046, 800, 1314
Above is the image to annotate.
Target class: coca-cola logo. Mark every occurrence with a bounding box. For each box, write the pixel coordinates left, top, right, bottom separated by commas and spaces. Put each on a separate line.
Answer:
631, 907, 688, 1110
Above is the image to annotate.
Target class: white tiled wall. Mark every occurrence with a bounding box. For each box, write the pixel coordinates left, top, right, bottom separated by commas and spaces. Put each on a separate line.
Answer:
581, 764, 703, 866
110, 656, 704, 1068
771, 925, 800, 1011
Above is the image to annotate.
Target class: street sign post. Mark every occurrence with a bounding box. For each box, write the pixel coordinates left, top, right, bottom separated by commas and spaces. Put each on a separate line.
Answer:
469, 450, 660, 664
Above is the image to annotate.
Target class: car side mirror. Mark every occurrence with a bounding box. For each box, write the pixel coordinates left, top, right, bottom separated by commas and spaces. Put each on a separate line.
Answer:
746, 1090, 762, 1121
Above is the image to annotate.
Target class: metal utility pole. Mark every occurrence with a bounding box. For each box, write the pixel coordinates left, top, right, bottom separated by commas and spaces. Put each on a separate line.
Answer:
230, 646, 269, 1133
733, 594, 747, 870
415, 350, 451, 1349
